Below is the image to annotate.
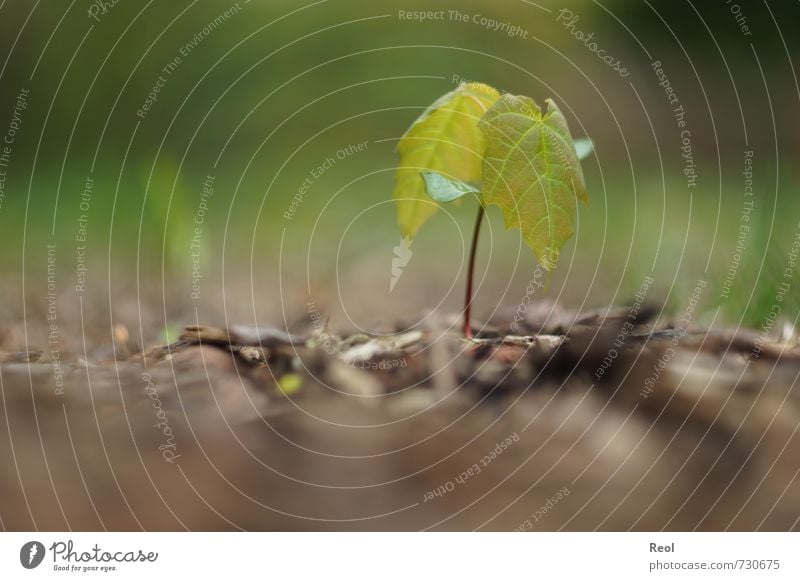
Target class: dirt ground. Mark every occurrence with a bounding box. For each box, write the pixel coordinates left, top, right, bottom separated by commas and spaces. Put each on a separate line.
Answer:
1, 297, 799, 531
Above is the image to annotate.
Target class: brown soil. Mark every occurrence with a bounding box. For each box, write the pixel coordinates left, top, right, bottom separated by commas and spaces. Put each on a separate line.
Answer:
1, 304, 799, 531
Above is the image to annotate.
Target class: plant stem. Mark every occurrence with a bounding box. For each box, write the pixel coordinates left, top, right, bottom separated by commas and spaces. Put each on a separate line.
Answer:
463, 204, 485, 339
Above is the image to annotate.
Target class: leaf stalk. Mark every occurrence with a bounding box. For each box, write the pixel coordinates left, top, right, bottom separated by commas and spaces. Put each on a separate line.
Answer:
463, 204, 485, 339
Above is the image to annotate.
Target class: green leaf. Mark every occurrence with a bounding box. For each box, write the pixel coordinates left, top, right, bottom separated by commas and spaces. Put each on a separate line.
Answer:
392, 82, 500, 238
420, 170, 479, 202
479, 94, 588, 271
574, 137, 594, 161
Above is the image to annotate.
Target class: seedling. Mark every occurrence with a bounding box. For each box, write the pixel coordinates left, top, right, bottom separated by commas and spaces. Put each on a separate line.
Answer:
392, 82, 593, 338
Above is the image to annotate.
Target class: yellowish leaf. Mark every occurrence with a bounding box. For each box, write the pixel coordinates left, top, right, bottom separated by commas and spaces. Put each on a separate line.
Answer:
393, 82, 500, 238
479, 95, 588, 270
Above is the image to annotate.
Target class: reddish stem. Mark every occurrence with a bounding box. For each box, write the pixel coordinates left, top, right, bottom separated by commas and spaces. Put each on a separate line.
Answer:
463, 204, 485, 339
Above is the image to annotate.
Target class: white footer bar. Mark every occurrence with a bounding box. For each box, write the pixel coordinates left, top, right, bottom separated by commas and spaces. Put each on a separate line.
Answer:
0, 532, 795, 579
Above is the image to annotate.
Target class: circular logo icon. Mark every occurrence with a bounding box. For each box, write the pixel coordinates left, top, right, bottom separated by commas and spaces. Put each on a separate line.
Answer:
19, 541, 45, 569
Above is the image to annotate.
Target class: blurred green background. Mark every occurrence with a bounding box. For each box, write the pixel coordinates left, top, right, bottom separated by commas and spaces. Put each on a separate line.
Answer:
0, 0, 798, 336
